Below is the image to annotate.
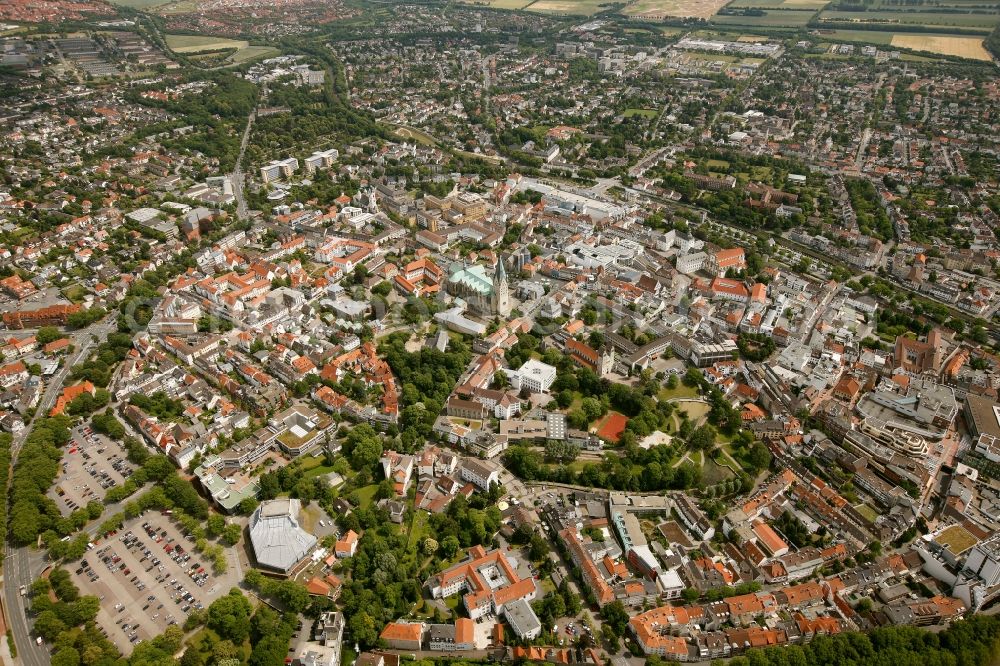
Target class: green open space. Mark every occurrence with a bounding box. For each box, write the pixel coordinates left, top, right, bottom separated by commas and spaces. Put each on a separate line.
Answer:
107, 0, 173, 7
164, 34, 250, 54
524, 0, 617, 16
688, 52, 743, 63
816, 29, 895, 44
817, 9, 999, 30
712, 9, 819, 27
407, 511, 429, 550
228, 46, 280, 64
854, 503, 879, 523
354, 484, 378, 509
676, 401, 711, 423
725, 0, 828, 7
658, 383, 700, 402
302, 461, 338, 480
624, 108, 659, 118
701, 456, 736, 485
460, 0, 535, 7
392, 125, 438, 146
61, 284, 88, 304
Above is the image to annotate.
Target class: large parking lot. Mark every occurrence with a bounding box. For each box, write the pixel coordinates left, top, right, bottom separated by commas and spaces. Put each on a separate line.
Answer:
51, 424, 135, 516
69, 512, 242, 655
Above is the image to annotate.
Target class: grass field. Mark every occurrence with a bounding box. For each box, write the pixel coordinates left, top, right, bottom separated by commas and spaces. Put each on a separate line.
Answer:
164, 34, 249, 53
624, 108, 659, 118
891, 33, 991, 59
676, 401, 711, 423
818, 9, 1000, 30
712, 9, 819, 27
658, 383, 700, 402
702, 457, 736, 485
228, 45, 279, 64
394, 125, 437, 146
354, 484, 378, 509
61, 284, 87, 304
526, 0, 615, 14
302, 463, 337, 480
623, 0, 732, 19
407, 511, 429, 550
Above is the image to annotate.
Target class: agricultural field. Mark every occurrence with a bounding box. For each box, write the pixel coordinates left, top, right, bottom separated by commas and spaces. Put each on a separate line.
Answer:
845, 0, 1000, 7
817, 9, 1000, 31
711, 9, 819, 27
623, 0, 732, 19
164, 34, 248, 53
460, 0, 535, 8
815, 28, 895, 43
106, 0, 173, 7
724, 0, 828, 8
525, 0, 617, 15
160, 1, 199, 13
890, 33, 992, 60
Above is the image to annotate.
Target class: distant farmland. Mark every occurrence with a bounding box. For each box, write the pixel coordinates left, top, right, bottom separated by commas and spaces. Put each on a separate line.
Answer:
711, 9, 819, 27
890, 34, 992, 60
723, 0, 828, 8
622, 0, 733, 19
106, 0, 173, 8
460, 0, 535, 8
817, 9, 1000, 32
524, 0, 616, 15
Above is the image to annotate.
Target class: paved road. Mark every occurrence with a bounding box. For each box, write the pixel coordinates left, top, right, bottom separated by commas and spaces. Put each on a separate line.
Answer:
231, 109, 256, 220
3, 546, 49, 666
854, 127, 873, 172
3, 317, 117, 665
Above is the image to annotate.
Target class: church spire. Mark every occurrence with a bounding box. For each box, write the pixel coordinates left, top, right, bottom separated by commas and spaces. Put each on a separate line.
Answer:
494, 255, 507, 285
493, 255, 511, 317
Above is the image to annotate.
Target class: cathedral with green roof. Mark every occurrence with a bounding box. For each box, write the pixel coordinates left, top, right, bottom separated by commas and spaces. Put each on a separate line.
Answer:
446, 259, 511, 317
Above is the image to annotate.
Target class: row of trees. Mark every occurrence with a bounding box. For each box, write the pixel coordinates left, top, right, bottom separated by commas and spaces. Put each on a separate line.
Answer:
711, 613, 1000, 666
9, 416, 74, 546
0, 432, 10, 565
